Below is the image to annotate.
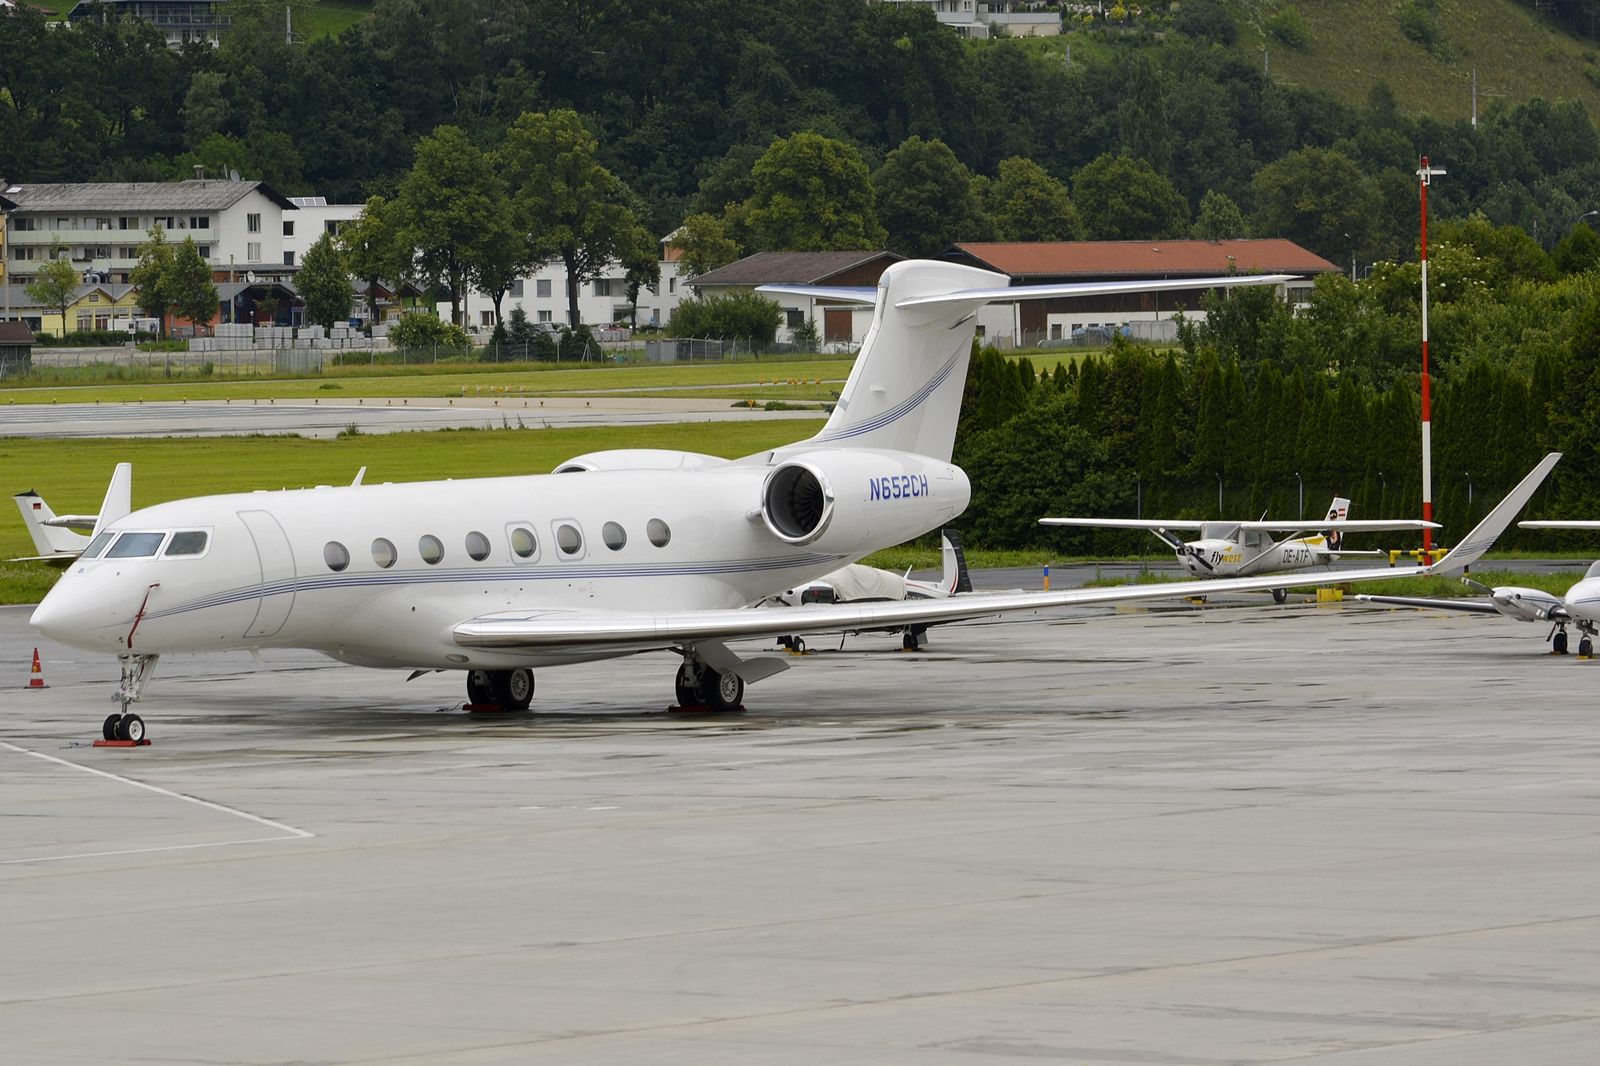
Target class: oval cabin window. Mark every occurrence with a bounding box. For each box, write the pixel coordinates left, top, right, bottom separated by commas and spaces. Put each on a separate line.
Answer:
324, 541, 350, 572
602, 521, 626, 551
419, 534, 444, 565
465, 530, 491, 561
371, 538, 397, 569
647, 518, 671, 547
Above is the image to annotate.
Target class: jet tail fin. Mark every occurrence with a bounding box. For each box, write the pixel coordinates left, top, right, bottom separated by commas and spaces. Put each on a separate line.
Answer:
13, 491, 90, 558
90, 463, 132, 539
940, 528, 973, 595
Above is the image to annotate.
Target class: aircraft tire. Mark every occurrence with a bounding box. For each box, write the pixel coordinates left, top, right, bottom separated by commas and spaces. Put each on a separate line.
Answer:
674, 662, 702, 707
1555, 631, 1570, 655
1272, 588, 1288, 604
466, 670, 495, 706
121, 714, 145, 743
496, 668, 535, 711
103, 713, 122, 741
1582, 637, 1594, 658
704, 668, 744, 713
902, 629, 921, 652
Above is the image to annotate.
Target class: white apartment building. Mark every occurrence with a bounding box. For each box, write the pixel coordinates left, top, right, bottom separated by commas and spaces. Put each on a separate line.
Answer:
449, 257, 687, 333
873, 0, 1060, 38
283, 197, 365, 268
1, 178, 295, 287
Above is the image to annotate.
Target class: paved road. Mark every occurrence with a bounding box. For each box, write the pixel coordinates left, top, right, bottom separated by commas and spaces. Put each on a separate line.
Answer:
0, 397, 823, 439
4, 601, 1599, 1063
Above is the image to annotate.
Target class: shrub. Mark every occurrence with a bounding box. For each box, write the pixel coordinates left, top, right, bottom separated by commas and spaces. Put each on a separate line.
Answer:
667, 292, 782, 344
387, 312, 470, 351
1265, 7, 1309, 49
1397, 1, 1439, 47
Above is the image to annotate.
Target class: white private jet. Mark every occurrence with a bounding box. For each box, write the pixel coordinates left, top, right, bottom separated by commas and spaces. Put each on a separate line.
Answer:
23, 260, 1558, 743
767, 528, 973, 651
1357, 518, 1600, 656
12, 486, 103, 563
1041, 497, 1440, 601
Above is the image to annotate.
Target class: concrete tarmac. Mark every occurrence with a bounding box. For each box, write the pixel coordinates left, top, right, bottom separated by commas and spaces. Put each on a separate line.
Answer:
0, 396, 822, 439
4, 598, 1600, 1064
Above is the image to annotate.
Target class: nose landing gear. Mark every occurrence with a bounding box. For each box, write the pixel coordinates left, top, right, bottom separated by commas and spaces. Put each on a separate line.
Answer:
95, 654, 159, 746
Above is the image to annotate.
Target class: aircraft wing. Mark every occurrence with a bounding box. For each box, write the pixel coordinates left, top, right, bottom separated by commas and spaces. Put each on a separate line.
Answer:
1039, 518, 1207, 531
757, 274, 1299, 311
1519, 521, 1600, 530
455, 452, 1559, 654
1352, 594, 1503, 614
1235, 519, 1441, 532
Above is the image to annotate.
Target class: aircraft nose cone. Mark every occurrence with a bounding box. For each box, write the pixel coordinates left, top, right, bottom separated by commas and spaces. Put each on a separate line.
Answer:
30, 581, 120, 650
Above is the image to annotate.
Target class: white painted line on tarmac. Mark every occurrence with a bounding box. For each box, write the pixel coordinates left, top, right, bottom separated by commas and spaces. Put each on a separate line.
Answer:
0, 739, 314, 865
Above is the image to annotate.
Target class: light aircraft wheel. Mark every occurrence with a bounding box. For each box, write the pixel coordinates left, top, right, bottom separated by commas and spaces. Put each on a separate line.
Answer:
102, 713, 122, 741
1272, 588, 1288, 604
496, 668, 535, 711
466, 670, 495, 705
1581, 637, 1594, 658
704, 668, 744, 713
121, 714, 145, 743
674, 662, 702, 707
1554, 631, 1570, 655
902, 629, 921, 652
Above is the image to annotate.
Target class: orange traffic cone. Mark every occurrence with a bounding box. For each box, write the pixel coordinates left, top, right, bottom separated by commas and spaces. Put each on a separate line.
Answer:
27, 647, 46, 689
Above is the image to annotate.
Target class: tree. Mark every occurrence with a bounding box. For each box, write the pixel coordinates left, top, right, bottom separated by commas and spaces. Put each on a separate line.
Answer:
338, 195, 407, 326
740, 132, 887, 252
25, 244, 79, 337
499, 109, 649, 329
297, 232, 352, 330
667, 292, 782, 343
1191, 190, 1248, 240
1554, 224, 1600, 275
872, 136, 985, 257
1071, 154, 1189, 240
1251, 148, 1380, 263
1173, 0, 1239, 43
619, 219, 662, 326
394, 125, 505, 326
167, 238, 220, 334
985, 157, 1082, 242
673, 213, 743, 278
130, 227, 176, 337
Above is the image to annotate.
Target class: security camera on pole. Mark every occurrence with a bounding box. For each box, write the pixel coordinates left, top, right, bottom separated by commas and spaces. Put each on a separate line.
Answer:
1417, 156, 1446, 555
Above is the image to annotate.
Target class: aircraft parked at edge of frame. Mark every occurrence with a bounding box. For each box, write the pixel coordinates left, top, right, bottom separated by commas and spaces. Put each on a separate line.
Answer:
11, 487, 103, 563
1356, 518, 1600, 656
1040, 498, 1440, 602
21, 258, 1560, 744
765, 528, 973, 651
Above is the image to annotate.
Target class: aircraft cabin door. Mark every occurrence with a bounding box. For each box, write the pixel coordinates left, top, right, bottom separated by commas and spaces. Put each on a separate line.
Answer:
238, 509, 297, 639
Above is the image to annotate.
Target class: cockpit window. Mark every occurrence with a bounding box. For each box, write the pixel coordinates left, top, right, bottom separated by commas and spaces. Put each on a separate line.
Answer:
165, 531, 208, 556
105, 532, 165, 559
1587, 560, 1600, 580
82, 531, 114, 559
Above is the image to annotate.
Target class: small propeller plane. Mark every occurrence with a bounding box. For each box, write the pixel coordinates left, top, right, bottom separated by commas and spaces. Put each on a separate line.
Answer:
21, 258, 1559, 742
1356, 518, 1600, 656
1041, 498, 1440, 602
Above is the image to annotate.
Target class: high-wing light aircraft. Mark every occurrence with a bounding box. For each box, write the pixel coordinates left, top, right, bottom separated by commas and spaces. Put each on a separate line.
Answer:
1041, 498, 1440, 601
1357, 518, 1600, 656
24, 259, 1558, 743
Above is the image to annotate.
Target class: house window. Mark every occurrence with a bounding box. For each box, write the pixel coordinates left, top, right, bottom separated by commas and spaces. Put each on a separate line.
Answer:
536, 279, 552, 298
77, 313, 94, 331
668, 276, 676, 293
118, 216, 138, 230
785, 309, 804, 329
93, 245, 111, 259
189, 216, 210, 230
95, 217, 113, 230
12, 217, 34, 231
593, 278, 612, 297
480, 310, 494, 327
247, 242, 261, 261
324, 220, 340, 235
10, 246, 32, 261
87, 292, 100, 303
284, 252, 295, 266
247, 213, 261, 233
509, 280, 524, 297
55, 217, 68, 229
283, 220, 295, 237
119, 246, 138, 259
154, 216, 174, 230
537, 310, 552, 323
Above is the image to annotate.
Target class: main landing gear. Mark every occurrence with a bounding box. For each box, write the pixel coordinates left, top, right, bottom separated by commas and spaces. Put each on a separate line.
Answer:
673, 657, 744, 713
98, 653, 159, 745
465, 668, 535, 711
1548, 623, 1595, 657
1271, 588, 1289, 604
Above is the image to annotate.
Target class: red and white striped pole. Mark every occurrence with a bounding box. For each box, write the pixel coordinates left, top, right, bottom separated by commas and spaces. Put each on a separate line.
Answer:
1417, 156, 1446, 555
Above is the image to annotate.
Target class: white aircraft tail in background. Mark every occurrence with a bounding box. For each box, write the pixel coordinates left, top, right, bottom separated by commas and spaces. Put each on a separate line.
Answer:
12, 492, 93, 562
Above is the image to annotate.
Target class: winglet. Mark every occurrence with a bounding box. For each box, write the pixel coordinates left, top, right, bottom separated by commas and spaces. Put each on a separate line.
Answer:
89, 463, 133, 539
1428, 452, 1561, 573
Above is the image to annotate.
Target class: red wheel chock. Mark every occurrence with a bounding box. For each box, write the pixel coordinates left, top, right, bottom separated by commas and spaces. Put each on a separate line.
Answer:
667, 704, 747, 714
93, 739, 152, 748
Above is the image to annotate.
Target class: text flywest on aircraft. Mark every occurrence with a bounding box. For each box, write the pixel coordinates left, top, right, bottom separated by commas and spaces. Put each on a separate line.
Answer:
25, 261, 1555, 741
1042, 498, 1439, 598
1356, 518, 1600, 656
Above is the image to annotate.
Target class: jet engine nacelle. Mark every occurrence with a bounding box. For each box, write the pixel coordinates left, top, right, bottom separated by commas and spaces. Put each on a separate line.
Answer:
759, 449, 970, 552
553, 449, 730, 474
